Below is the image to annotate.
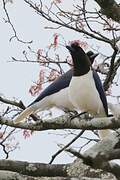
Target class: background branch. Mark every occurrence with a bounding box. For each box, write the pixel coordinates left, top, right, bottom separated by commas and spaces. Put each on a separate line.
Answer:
2, 0, 32, 43
0, 96, 38, 121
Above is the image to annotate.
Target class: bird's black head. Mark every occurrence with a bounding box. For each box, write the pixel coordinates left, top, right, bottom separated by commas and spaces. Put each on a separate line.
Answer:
66, 43, 92, 76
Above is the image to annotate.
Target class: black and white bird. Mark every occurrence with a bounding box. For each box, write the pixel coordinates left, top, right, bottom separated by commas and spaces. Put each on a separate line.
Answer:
14, 50, 98, 124
66, 43, 111, 139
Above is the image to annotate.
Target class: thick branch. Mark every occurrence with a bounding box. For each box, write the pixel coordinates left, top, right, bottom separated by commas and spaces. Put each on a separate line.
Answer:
0, 115, 120, 131
83, 128, 120, 178
67, 128, 120, 179
0, 171, 71, 180
0, 159, 68, 177
0, 159, 115, 180
94, 0, 120, 23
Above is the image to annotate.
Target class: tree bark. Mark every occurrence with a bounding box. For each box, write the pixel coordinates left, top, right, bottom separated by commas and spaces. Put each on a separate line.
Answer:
0, 115, 120, 131
0, 159, 116, 180
0, 171, 74, 180
0, 160, 68, 177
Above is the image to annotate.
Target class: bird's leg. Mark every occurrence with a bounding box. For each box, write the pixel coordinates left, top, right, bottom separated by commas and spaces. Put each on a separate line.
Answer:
28, 114, 43, 124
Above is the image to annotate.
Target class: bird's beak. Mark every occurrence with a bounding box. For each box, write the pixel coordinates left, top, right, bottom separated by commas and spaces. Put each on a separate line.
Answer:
91, 53, 99, 59
66, 45, 75, 52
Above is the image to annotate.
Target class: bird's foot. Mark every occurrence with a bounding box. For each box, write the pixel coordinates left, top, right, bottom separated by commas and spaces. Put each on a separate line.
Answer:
34, 119, 43, 125
62, 108, 78, 116
70, 112, 94, 121
70, 111, 88, 121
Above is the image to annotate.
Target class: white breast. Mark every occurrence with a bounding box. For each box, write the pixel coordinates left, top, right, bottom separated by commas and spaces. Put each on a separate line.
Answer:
68, 70, 105, 117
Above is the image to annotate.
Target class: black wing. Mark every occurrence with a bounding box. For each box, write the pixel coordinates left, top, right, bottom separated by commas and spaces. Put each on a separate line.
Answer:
29, 69, 73, 106
93, 70, 108, 116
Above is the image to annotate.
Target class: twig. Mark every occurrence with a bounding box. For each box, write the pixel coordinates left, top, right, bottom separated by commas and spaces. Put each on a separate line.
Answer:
65, 147, 85, 160
49, 130, 84, 164
103, 49, 118, 91
2, 0, 32, 44
0, 96, 38, 121
24, 0, 113, 46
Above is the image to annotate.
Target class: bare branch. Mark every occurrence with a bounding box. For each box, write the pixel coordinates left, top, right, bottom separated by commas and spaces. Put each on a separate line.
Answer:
0, 128, 16, 159
0, 96, 38, 121
2, 0, 33, 43
103, 48, 118, 91
49, 130, 84, 164
24, 0, 114, 46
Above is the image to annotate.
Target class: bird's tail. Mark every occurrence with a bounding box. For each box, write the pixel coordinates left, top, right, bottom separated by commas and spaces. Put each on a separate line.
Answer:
14, 106, 36, 124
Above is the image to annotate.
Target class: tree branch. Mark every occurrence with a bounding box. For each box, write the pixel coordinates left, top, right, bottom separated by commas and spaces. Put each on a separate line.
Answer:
103, 48, 118, 91
24, 0, 114, 46
66, 128, 120, 179
0, 159, 115, 179
0, 114, 120, 131
0, 96, 38, 121
0, 170, 71, 180
0, 159, 68, 177
49, 130, 85, 164
2, 0, 32, 43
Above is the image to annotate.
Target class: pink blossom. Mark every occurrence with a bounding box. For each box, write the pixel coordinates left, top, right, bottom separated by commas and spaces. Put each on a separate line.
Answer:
29, 70, 45, 96
23, 130, 31, 139
53, 0, 62, 4
48, 69, 60, 81
53, 33, 59, 48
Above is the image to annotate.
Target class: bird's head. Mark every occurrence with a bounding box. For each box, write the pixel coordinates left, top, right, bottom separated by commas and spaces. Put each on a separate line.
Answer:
66, 42, 92, 76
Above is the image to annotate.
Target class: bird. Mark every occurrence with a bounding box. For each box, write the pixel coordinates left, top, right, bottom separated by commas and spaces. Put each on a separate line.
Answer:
14, 50, 98, 124
66, 42, 111, 139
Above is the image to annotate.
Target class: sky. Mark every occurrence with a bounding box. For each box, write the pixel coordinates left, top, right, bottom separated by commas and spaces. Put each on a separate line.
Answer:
0, 0, 120, 164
